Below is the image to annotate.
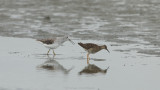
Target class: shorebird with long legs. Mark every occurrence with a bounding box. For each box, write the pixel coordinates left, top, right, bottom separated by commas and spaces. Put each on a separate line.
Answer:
37, 36, 74, 55
78, 42, 110, 64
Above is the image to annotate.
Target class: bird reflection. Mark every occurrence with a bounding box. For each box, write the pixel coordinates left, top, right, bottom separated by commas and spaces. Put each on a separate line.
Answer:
79, 64, 109, 75
37, 55, 72, 74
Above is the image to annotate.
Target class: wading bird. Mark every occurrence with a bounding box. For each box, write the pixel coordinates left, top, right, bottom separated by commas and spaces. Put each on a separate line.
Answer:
78, 42, 110, 64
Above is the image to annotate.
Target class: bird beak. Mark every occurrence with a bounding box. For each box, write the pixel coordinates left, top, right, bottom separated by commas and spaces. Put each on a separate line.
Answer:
106, 49, 110, 53
68, 38, 75, 45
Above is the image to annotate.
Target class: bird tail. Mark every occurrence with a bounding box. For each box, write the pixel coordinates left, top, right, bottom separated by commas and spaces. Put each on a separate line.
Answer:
78, 42, 84, 47
37, 39, 44, 43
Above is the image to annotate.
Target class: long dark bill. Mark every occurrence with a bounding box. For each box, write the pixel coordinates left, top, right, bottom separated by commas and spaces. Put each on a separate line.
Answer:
106, 49, 110, 53
68, 38, 75, 45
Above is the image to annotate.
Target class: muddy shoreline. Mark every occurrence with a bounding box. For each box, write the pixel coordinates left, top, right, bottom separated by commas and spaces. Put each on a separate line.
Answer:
0, 36, 160, 90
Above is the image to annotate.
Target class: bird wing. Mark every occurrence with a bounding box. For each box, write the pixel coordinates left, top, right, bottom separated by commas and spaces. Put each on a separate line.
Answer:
37, 39, 55, 44
78, 43, 98, 50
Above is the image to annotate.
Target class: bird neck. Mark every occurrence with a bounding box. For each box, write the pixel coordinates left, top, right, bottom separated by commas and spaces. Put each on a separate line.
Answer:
100, 45, 106, 50
56, 37, 66, 43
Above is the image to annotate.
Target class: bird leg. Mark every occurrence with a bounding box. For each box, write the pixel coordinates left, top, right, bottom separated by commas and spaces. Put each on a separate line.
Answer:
88, 56, 90, 60
47, 49, 50, 55
87, 53, 89, 64
52, 49, 56, 56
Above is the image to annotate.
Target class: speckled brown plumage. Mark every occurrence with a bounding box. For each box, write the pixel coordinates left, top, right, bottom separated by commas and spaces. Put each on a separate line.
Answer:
78, 42, 104, 54
78, 42, 109, 64
78, 43, 99, 50
37, 39, 55, 45
37, 36, 75, 55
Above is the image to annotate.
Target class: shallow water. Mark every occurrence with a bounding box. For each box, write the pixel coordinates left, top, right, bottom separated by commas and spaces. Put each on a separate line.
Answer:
0, 37, 160, 90
0, 0, 160, 56
0, 0, 160, 90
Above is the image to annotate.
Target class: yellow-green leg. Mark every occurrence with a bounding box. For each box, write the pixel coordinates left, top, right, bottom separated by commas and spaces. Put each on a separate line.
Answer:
88, 56, 90, 60
87, 53, 89, 64
47, 49, 50, 55
52, 49, 56, 56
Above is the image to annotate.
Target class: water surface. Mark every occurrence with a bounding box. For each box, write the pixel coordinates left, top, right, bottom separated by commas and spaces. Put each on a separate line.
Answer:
0, 0, 160, 90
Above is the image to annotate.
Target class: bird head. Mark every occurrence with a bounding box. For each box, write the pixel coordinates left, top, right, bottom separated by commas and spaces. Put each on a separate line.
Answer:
102, 45, 110, 53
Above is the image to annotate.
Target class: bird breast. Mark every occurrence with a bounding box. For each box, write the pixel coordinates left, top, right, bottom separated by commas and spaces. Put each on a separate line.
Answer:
88, 48, 101, 54
44, 43, 59, 49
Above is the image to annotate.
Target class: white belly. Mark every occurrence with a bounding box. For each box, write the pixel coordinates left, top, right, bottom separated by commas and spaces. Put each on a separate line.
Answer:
44, 43, 60, 49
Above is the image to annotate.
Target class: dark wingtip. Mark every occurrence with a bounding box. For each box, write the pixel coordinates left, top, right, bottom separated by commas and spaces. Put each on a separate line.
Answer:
36, 39, 41, 41
78, 42, 82, 45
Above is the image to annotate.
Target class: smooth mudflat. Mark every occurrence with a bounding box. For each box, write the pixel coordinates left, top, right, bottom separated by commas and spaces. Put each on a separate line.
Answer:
0, 37, 160, 90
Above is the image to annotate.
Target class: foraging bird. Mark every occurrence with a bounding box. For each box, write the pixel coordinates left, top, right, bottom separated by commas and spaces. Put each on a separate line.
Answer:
37, 36, 75, 55
78, 42, 110, 64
